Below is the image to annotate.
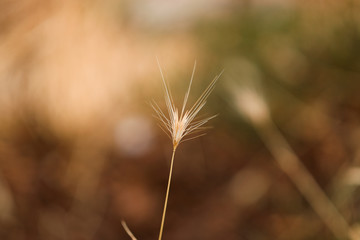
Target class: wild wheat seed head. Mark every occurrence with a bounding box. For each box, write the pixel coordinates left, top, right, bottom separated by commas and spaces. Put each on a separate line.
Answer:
152, 61, 222, 150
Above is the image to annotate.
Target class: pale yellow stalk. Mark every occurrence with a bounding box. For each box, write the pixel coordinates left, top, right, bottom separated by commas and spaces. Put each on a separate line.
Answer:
153, 60, 221, 240
158, 149, 176, 240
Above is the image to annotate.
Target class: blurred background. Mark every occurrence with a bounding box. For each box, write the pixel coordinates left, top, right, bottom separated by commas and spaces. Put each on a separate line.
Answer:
1, 0, 360, 239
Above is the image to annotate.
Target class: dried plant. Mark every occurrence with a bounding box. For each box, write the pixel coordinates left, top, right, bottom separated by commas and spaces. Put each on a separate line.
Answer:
152, 60, 221, 240
228, 79, 358, 240
121, 220, 137, 240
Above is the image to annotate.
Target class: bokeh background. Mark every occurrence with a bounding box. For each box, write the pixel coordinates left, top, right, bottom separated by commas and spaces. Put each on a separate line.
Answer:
1, 0, 360, 239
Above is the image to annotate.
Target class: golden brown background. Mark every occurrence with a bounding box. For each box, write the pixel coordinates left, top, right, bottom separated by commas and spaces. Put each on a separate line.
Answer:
1, 0, 360, 239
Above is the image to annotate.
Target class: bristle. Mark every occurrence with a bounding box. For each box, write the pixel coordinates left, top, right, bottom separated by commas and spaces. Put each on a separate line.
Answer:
152, 63, 220, 149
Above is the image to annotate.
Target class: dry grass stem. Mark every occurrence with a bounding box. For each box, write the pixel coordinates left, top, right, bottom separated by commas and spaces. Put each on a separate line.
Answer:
153, 60, 221, 240
230, 85, 354, 240
158, 149, 176, 240
258, 122, 353, 240
121, 220, 137, 240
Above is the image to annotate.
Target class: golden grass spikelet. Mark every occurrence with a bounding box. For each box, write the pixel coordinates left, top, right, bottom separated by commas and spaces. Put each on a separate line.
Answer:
152, 60, 222, 150
152, 60, 221, 240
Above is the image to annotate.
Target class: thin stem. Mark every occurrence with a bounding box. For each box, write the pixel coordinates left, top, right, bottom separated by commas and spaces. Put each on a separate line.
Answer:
258, 121, 352, 240
121, 220, 137, 240
158, 148, 176, 240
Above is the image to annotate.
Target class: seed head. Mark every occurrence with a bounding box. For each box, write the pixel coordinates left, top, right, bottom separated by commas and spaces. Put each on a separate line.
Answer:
152, 61, 222, 150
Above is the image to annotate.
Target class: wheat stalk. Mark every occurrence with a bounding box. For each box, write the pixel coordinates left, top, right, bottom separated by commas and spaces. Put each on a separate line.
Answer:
152, 60, 221, 240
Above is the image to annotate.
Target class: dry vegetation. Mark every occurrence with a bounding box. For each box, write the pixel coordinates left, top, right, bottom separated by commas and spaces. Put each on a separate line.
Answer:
0, 0, 360, 240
